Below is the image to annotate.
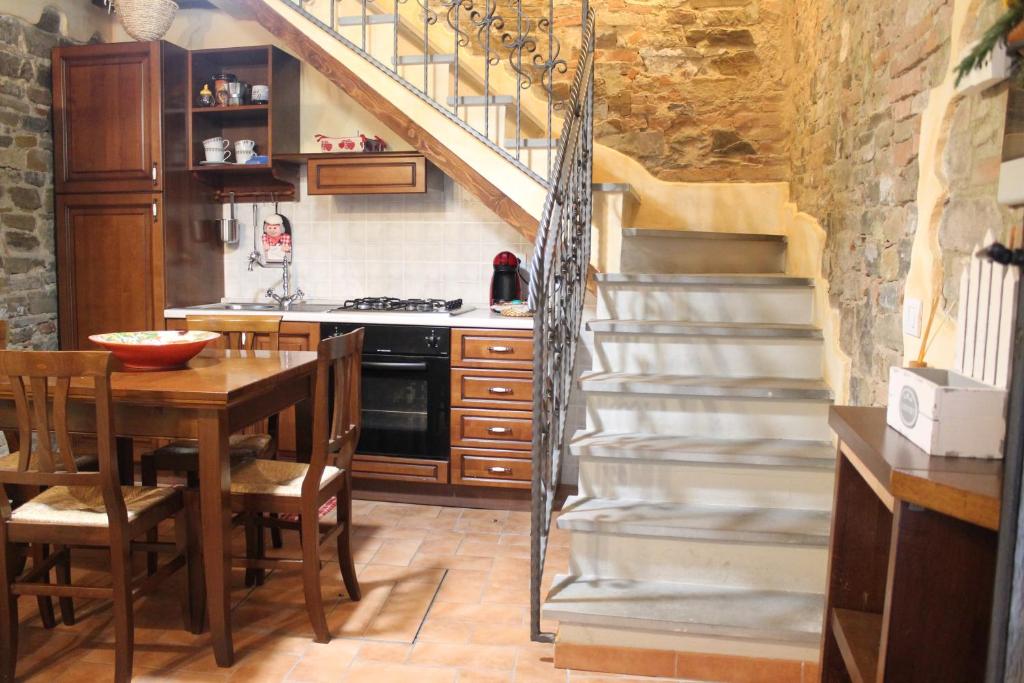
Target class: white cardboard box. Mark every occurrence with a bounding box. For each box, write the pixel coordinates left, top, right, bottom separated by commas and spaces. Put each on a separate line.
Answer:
886, 366, 1007, 459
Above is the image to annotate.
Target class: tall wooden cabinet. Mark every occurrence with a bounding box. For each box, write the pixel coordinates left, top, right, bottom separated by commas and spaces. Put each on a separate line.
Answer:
53, 41, 222, 349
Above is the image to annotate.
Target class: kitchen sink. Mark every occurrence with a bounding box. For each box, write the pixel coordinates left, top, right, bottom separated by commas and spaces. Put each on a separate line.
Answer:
186, 302, 339, 313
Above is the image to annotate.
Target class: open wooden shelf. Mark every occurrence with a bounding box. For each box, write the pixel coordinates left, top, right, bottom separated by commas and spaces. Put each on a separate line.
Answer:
831, 608, 881, 683
190, 104, 270, 115
186, 45, 299, 200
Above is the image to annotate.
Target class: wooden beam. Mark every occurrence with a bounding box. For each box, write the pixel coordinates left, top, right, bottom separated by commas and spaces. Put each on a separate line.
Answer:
233, 0, 540, 243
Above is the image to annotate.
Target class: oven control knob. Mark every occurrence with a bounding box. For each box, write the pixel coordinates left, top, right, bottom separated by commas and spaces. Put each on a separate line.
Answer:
424, 331, 440, 349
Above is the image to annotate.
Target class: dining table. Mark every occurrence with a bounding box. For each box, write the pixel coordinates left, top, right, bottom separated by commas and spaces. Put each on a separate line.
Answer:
0, 347, 318, 668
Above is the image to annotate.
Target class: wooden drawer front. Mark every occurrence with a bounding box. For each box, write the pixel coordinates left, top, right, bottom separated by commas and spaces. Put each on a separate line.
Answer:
307, 154, 426, 195
452, 369, 533, 409
352, 455, 449, 483
452, 409, 532, 451
452, 329, 533, 369
452, 449, 531, 489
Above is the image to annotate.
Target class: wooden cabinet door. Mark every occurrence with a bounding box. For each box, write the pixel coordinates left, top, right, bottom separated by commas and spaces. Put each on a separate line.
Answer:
52, 42, 162, 193
57, 193, 163, 350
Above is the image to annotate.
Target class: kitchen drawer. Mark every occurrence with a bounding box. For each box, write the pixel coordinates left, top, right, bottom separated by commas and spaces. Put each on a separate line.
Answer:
307, 153, 426, 195
352, 454, 449, 483
452, 448, 531, 489
451, 408, 532, 451
452, 328, 533, 370
451, 368, 533, 409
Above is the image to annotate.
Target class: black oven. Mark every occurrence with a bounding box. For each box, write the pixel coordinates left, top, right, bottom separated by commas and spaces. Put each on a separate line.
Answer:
321, 323, 450, 461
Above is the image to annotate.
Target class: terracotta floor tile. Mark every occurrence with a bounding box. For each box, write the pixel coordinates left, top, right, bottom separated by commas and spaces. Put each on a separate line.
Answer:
360, 580, 439, 641
470, 622, 532, 646
428, 602, 527, 625
368, 539, 424, 566
409, 642, 517, 671
357, 563, 447, 585
342, 660, 456, 683
457, 669, 515, 683
409, 553, 494, 572
356, 641, 413, 662
434, 569, 489, 604
416, 617, 474, 644
226, 652, 302, 681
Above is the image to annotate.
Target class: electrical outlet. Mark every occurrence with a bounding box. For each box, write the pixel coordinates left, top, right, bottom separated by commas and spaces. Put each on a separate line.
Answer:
904, 297, 923, 338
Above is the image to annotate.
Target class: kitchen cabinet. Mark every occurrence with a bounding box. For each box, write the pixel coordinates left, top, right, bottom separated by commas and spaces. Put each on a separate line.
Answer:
52, 42, 163, 194
450, 328, 535, 489
54, 40, 223, 349
164, 319, 319, 456
186, 46, 301, 201
303, 153, 427, 195
57, 193, 164, 351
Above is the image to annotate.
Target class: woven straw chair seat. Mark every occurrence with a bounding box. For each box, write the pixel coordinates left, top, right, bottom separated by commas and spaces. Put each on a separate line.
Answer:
11, 485, 177, 527
230, 459, 341, 497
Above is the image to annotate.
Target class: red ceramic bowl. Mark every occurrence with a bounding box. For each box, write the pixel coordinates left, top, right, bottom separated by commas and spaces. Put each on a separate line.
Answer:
88, 331, 221, 371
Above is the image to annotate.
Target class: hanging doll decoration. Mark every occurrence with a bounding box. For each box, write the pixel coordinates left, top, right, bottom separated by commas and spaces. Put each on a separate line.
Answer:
261, 213, 292, 263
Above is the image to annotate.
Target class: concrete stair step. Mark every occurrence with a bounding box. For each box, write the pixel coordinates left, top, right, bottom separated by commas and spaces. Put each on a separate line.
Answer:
580, 372, 833, 401
447, 95, 515, 106
619, 229, 787, 275
570, 430, 836, 469
561, 497, 830, 588
337, 13, 399, 25
543, 575, 824, 645
596, 274, 815, 324
393, 53, 456, 65
586, 319, 822, 339
587, 320, 824, 378
558, 496, 831, 545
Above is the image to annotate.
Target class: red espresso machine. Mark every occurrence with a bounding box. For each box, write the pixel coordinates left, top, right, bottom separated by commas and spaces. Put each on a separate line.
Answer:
490, 251, 523, 304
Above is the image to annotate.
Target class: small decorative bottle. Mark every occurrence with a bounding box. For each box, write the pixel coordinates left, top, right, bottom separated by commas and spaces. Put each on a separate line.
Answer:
196, 83, 215, 108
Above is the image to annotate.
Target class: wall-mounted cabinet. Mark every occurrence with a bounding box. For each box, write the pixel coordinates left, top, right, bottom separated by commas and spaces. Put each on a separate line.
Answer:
186, 46, 300, 201
299, 152, 427, 195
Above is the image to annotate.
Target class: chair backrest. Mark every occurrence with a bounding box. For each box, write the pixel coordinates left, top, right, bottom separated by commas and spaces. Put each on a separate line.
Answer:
184, 315, 282, 351
0, 350, 125, 521
304, 328, 363, 496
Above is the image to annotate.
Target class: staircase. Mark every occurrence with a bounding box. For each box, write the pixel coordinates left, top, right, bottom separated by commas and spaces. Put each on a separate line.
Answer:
544, 229, 833, 680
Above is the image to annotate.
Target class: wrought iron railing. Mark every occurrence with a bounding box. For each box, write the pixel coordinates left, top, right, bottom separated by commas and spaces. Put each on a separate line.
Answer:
527, 5, 594, 644
282, 0, 574, 183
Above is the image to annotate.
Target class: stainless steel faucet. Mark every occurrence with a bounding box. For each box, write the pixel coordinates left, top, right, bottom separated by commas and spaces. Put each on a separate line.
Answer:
265, 253, 304, 308
247, 202, 304, 308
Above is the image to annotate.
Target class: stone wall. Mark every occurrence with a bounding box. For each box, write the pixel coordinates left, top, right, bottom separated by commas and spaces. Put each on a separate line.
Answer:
588, 0, 791, 182
0, 9, 94, 349
787, 0, 1019, 405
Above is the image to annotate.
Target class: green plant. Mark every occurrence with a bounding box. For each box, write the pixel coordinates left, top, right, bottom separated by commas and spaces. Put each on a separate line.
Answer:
954, 1, 1024, 85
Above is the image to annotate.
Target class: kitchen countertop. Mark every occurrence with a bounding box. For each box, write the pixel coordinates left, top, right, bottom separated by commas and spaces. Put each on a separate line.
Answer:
164, 302, 535, 329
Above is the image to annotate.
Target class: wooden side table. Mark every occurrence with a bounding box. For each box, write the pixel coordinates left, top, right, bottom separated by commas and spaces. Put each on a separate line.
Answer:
822, 406, 1002, 682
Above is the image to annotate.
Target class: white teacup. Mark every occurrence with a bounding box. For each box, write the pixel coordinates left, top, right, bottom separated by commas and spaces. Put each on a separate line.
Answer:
203, 137, 231, 163
234, 139, 256, 164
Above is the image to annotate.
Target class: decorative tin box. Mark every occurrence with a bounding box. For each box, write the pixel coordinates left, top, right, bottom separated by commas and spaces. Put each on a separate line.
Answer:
886, 366, 1007, 459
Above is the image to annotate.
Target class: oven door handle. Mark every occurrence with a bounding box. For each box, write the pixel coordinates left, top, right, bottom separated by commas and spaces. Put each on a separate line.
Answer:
361, 361, 430, 371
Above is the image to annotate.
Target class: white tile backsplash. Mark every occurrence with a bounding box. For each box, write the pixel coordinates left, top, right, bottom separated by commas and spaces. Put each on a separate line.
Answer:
223, 167, 532, 304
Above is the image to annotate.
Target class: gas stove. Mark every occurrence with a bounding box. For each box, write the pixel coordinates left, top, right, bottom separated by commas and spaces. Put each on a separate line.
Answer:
331, 297, 465, 313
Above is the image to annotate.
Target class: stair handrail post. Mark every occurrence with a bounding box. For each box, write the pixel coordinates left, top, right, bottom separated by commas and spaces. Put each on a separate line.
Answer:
528, 7, 596, 644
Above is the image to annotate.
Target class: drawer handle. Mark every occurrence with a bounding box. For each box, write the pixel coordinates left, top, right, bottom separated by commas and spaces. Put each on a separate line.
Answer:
487, 427, 511, 434
487, 345, 514, 353
488, 386, 513, 394
487, 466, 513, 475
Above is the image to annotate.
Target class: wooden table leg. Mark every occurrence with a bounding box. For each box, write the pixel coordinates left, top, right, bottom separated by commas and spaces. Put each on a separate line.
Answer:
115, 437, 134, 485
197, 410, 233, 667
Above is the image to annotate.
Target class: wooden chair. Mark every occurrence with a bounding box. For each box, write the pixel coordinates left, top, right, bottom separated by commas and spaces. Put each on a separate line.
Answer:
230, 328, 364, 642
141, 315, 284, 582
0, 321, 97, 631
0, 350, 195, 683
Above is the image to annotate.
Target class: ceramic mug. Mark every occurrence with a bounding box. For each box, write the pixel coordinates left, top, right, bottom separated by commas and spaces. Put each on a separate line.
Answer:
234, 139, 256, 164
203, 137, 231, 163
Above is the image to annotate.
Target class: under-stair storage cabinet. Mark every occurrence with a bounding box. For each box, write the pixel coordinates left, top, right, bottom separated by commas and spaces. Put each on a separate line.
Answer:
53, 41, 222, 349
450, 328, 534, 489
